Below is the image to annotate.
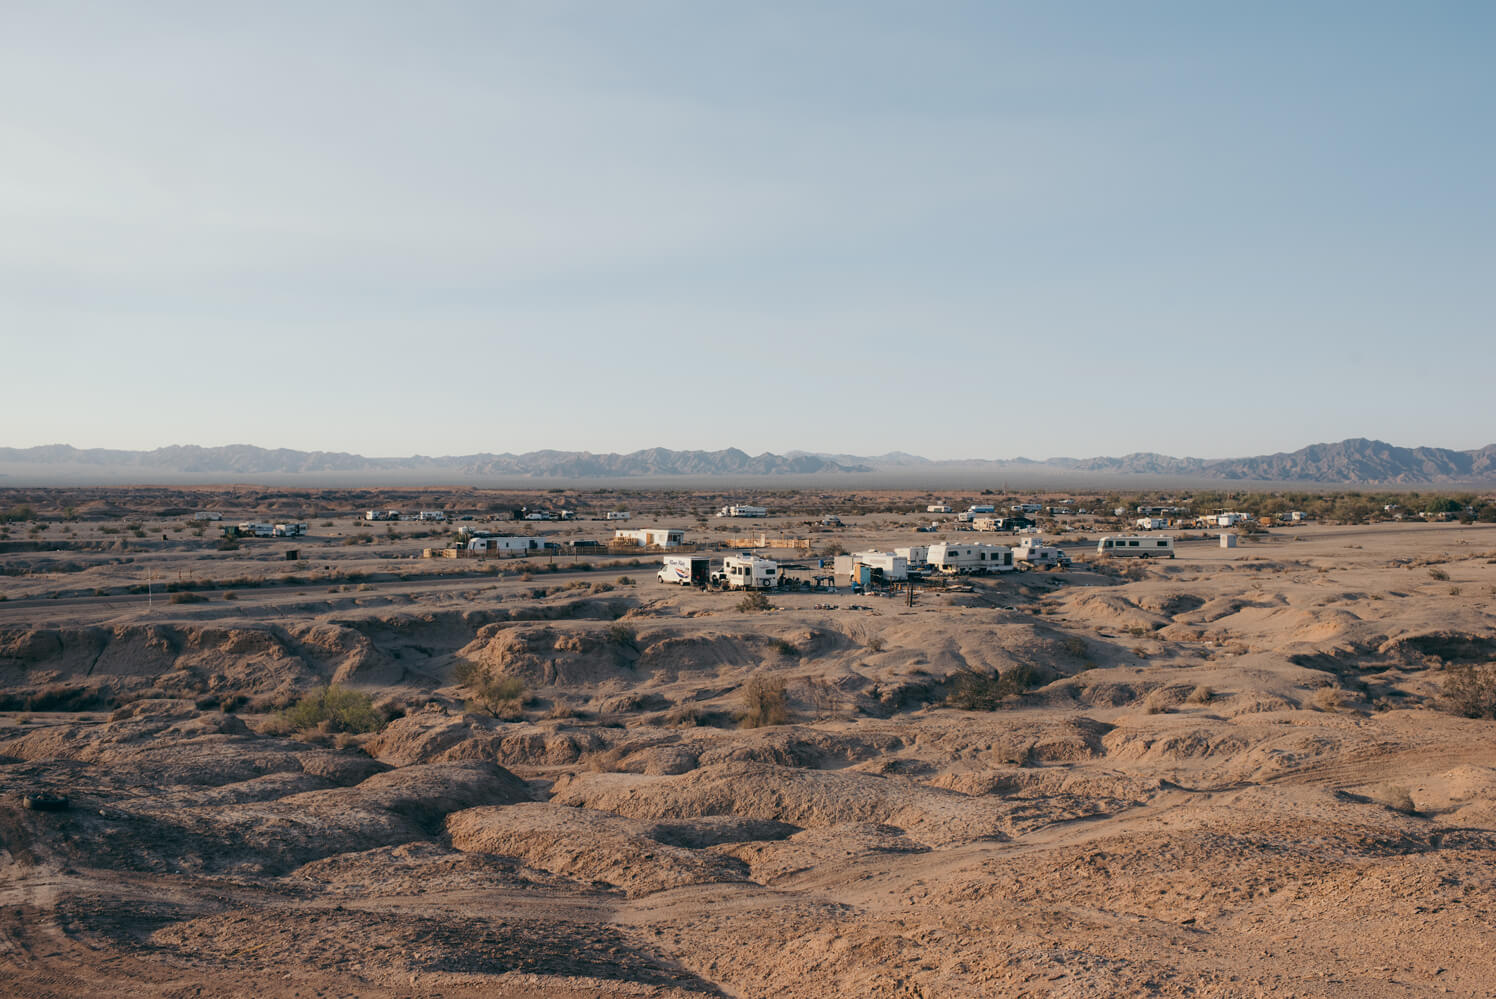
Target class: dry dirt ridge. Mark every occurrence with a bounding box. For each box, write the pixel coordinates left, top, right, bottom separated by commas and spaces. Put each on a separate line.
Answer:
2, 523, 1495, 997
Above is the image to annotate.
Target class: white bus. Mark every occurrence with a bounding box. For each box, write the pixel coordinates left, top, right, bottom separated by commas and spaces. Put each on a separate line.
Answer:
1096, 535, 1175, 559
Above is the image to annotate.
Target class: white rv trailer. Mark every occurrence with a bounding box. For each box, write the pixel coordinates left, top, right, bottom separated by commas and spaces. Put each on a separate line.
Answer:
925, 542, 1015, 574
1135, 517, 1167, 531
658, 555, 711, 586
614, 528, 685, 547
833, 551, 907, 586
238, 522, 275, 538
716, 505, 768, 518
926, 504, 953, 514
1013, 537, 1071, 569
192, 512, 222, 521
273, 522, 308, 538
893, 545, 928, 566
605, 511, 632, 521
967, 504, 996, 515
466, 536, 546, 553
972, 517, 1002, 532
1096, 535, 1175, 558
713, 554, 778, 589
418, 511, 447, 522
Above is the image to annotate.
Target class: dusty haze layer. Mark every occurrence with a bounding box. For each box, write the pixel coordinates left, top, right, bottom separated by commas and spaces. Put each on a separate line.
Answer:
2, 493, 1495, 997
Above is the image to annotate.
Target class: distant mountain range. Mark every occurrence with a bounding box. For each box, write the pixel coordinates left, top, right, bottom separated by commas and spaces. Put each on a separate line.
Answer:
1, 439, 1494, 486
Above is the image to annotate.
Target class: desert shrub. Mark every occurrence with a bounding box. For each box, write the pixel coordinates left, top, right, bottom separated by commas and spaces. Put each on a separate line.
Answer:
1312, 686, 1350, 712
1428, 567, 1450, 581
216, 537, 241, 551
1186, 685, 1214, 704
169, 591, 207, 604
606, 623, 638, 648
1062, 636, 1089, 658
946, 665, 1034, 711
0, 504, 36, 523
590, 581, 614, 593
1441, 664, 1496, 720
1142, 688, 1175, 714
866, 636, 886, 653
772, 638, 800, 657
740, 675, 789, 728
274, 685, 385, 735
737, 591, 772, 613
616, 575, 635, 586
453, 660, 530, 719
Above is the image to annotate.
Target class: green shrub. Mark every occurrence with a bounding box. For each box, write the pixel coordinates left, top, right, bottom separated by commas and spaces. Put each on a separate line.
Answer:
737, 591, 772, 613
169, 591, 207, 604
740, 674, 789, 728
453, 660, 530, 719
274, 685, 385, 735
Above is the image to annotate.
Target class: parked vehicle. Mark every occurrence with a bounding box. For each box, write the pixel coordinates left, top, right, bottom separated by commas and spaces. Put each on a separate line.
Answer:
658, 555, 711, 586
1013, 537, 1071, 569
926, 542, 1015, 574
712, 554, 778, 589
1096, 535, 1175, 558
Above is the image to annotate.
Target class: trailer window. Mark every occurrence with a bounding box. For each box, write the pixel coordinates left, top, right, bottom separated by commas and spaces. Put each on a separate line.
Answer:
1128, 540, 1139, 547
1156, 541, 1167, 547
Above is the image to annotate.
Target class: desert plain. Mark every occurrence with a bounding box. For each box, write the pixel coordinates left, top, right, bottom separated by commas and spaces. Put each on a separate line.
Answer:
1, 488, 1494, 998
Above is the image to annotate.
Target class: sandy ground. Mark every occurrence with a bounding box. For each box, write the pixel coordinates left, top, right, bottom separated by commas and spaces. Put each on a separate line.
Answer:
2, 503, 1495, 997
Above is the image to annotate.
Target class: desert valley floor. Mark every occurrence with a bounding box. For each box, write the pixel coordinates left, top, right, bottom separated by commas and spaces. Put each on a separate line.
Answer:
2, 504, 1494, 998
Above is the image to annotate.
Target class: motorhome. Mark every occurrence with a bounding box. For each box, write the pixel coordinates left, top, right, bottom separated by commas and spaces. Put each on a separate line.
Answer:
1096, 535, 1175, 558
466, 536, 546, 554
713, 554, 778, 589
716, 505, 768, 518
657, 555, 711, 586
1013, 537, 1071, 569
926, 542, 1015, 574
967, 504, 996, 515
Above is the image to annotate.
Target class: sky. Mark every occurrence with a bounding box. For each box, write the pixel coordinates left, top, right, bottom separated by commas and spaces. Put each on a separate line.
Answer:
2, 1, 1493, 461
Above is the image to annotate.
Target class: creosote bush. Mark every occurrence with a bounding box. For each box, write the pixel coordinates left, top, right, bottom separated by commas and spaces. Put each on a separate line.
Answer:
453, 660, 530, 720
740, 675, 789, 728
1441, 664, 1496, 720
271, 685, 386, 736
946, 664, 1034, 711
737, 590, 772, 613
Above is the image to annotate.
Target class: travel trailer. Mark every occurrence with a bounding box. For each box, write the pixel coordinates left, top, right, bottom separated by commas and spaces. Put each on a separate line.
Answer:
925, 542, 1015, 574
657, 555, 711, 586
466, 536, 545, 553
614, 528, 685, 547
712, 554, 778, 589
833, 551, 908, 586
1096, 535, 1175, 558
717, 505, 768, 518
1013, 537, 1071, 569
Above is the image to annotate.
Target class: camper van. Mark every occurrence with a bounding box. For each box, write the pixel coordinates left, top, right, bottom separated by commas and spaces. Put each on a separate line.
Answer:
1013, 537, 1071, 569
1096, 535, 1175, 558
658, 555, 711, 586
926, 542, 1015, 574
712, 554, 778, 589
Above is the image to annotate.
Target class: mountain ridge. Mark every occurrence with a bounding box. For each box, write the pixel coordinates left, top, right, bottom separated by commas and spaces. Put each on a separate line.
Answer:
2, 439, 1495, 485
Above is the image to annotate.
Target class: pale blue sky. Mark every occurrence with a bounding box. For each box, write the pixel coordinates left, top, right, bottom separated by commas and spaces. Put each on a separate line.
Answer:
2, 2, 1492, 460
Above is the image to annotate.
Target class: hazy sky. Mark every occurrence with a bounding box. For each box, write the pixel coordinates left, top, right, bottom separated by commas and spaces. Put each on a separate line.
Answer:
3, 2, 1493, 461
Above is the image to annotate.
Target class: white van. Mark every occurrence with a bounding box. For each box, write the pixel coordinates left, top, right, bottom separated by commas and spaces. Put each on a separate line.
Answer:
658, 555, 710, 586
1096, 535, 1175, 559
